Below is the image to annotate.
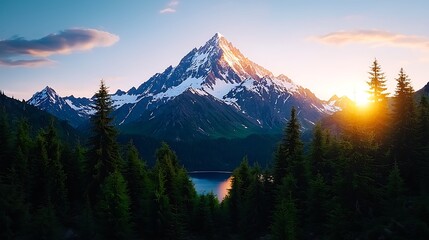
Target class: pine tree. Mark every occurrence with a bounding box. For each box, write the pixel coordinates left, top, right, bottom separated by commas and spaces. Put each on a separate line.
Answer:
11, 119, 32, 192
152, 143, 192, 239
305, 173, 329, 238
42, 123, 68, 217
367, 59, 389, 141
310, 123, 327, 177
273, 107, 304, 185
97, 170, 133, 239
123, 142, 152, 236
271, 188, 297, 240
226, 157, 251, 231
0, 110, 12, 174
416, 96, 429, 194
367, 59, 389, 108
87, 80, 122, 204
391, 68, 418, 192
386, 163, 404, 200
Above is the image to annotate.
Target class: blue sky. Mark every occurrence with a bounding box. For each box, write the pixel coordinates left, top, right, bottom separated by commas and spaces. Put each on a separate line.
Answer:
1, 0, 428, 103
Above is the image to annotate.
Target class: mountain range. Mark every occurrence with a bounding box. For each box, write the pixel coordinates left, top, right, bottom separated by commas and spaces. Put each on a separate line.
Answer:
28, 33, 348, 140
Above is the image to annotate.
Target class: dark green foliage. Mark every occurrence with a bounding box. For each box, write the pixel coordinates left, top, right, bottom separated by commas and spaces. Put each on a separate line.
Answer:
417, 96, 429, 194
97, 170, 133, 239
391, 68, 419, 193
271, 186, 297, 240
0, 180, 29, 240
87, 81, 122, 202
30, 201, 62, 240
151, 142, 197, 239
1, 76, 428, 239
273, 106, 305, 186
123, 142, 152, 236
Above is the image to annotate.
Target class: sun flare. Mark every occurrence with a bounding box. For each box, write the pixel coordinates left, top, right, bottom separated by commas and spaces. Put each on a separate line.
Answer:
354, 90, 370, 107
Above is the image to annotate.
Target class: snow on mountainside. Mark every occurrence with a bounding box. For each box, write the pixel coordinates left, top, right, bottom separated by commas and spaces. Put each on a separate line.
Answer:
28, 87, 87, 128
64, 96, 95, 116
28, 33, 345, 138
27, 86, 137, 127
113, 32, 335, 130
28, 86, 61, 106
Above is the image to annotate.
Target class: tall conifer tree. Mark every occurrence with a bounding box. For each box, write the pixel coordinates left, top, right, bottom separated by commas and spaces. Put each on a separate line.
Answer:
367, 59, 389, 141
87, 80, 122, 203
273, 107, 304, 186
392, 68, 417, 189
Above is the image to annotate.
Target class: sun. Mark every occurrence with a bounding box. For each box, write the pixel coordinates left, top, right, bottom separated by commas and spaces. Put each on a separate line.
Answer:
354, 90, 370, 107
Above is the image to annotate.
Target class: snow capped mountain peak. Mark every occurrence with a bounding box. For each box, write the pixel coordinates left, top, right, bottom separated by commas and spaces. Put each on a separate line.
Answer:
28, 86, 61, 106
28, 33, 342, 131
196, 33, 273, 81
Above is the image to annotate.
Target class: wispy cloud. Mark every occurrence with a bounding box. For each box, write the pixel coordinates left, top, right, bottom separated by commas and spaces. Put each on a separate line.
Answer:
160, 0, 179, 14
0, 58, 53, 67
0, 28, 119, 67
315, 30, 429, 50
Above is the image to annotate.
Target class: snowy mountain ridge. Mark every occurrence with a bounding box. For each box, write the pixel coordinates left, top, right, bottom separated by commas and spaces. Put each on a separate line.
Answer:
28, 33, 348, 138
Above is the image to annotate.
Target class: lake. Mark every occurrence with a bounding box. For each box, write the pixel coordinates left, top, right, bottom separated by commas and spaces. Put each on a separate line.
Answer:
189, 171, 232, 201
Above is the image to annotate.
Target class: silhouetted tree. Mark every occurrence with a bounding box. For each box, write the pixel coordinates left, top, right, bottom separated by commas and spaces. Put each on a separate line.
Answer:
391, 68, 418, 192
87, 80, 122, 204
273, 107, 304, 185
367, 59, 389, 141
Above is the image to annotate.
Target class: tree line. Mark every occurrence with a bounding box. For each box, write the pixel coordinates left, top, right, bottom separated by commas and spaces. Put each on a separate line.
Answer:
1, 59, 428, 239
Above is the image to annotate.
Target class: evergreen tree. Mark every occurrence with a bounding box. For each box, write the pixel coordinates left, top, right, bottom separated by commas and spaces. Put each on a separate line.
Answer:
271, 179, 297, 240
153, 168, 174, 239
11, 119, 32, 192
305, 173, 329, 238
0, 110, 12, 174
367, 59, 389, 108
152, 143, 193, 239
97, 170, 133, 240
42, 123, 68, 217
123, 142, 152, 236
416, 96, 429, 194
30, 201, 62, 240
392, 68, 418, 192
367, 59, 389, 141
239, 166, 270, 239
273, 107, 304, 185
309, 123, 327, 177
62, 144, 85, 211
87, 80, 122, 204
386, 163, 404, 200
225, 157, 251, 231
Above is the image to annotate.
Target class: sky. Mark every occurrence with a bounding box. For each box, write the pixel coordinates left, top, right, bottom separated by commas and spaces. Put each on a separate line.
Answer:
1, 0, 429, 104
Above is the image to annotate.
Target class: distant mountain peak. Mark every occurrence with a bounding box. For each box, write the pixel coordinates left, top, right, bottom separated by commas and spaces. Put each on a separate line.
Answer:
42, 85, 56, 92
328, 94, 339, 102
28, 85, 60, 106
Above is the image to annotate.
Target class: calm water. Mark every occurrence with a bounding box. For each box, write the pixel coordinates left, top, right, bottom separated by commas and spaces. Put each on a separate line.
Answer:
189, 171, 232, 201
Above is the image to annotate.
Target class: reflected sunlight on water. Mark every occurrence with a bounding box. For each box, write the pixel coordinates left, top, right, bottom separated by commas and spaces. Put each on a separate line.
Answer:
189, 172, 232, 201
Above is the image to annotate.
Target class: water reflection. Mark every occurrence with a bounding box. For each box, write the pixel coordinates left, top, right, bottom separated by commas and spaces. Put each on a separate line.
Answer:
189, 172, 232, 201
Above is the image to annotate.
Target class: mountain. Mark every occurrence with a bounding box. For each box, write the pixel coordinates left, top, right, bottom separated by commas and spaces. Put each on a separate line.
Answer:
415, 81, 429, 99
28, 33, 341, 140
324, 95, 355, 111
0, 91, 81, 143
114, 33, 338, 139
27, 86, 89, 128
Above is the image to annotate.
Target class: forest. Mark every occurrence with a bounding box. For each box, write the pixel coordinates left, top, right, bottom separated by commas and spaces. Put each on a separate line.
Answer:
0, 60, 428, 239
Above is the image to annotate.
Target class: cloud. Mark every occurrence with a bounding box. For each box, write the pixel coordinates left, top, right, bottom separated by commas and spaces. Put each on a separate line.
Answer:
0, 58, 53, 67
160, 0, 179, 14
315, 30, 429, 50
0, 28, 119, 67
160, 8, 176, 14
